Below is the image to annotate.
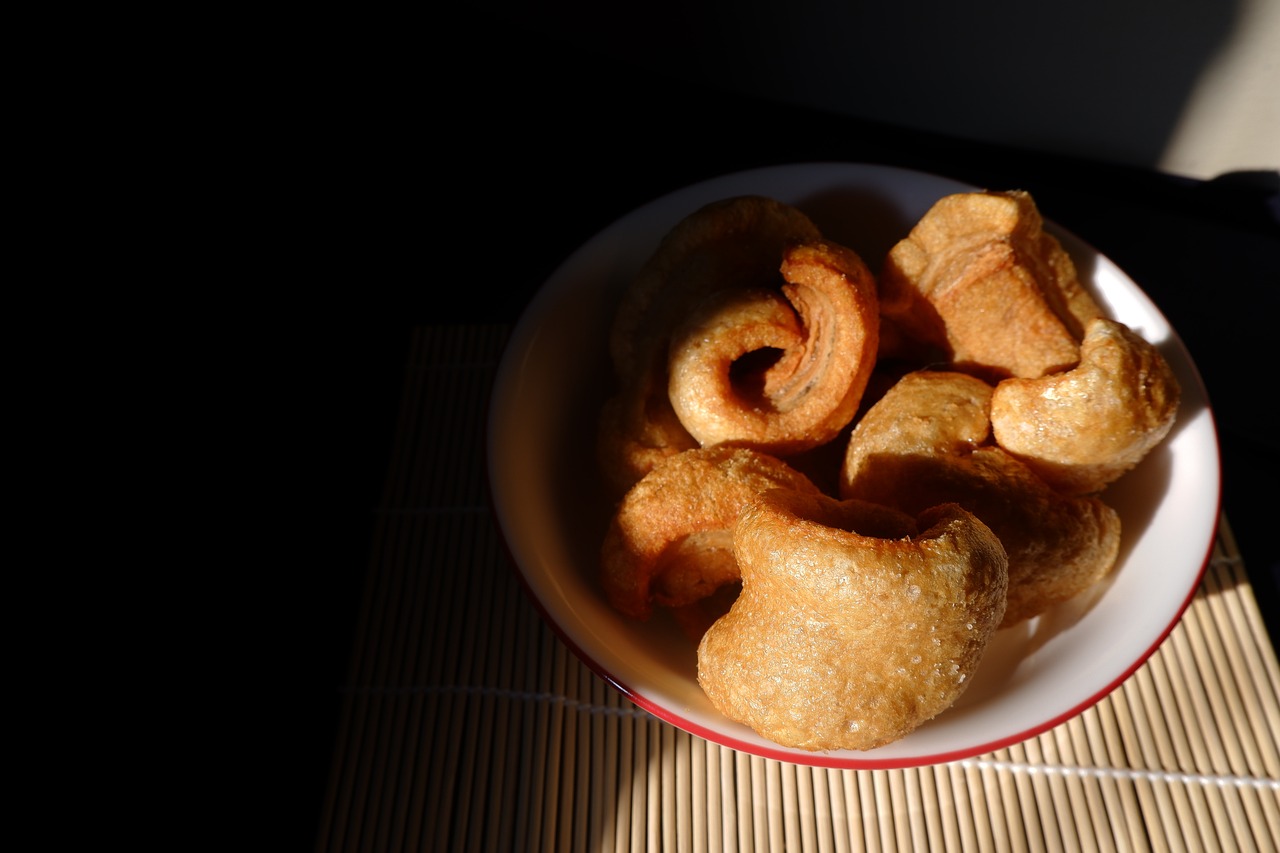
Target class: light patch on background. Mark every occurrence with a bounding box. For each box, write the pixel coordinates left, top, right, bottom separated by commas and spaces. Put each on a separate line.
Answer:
1161, 0, 1280, 178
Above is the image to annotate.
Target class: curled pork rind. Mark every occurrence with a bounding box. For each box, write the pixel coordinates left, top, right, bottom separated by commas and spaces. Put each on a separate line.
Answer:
597, 196, 877, 494
667, 241, 879, 455
991, 317, 1180, 495
697, 491, 1008, 752
600, 445, 820, 621
597, 196, 823, 494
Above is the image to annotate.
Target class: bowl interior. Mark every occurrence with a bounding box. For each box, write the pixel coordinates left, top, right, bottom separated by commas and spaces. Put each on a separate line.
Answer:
487, 162, 1220, 768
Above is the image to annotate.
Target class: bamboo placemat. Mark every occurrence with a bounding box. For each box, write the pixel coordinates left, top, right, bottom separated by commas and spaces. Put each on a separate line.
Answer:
315, 324, 1280, 852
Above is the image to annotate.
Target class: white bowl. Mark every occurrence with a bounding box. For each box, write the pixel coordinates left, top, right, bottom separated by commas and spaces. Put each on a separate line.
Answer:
487, 162, 1221, 768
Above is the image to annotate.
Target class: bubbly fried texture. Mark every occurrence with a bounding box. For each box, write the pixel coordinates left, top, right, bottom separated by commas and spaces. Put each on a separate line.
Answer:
598, 196, 824, 494
840, 370, 1121, 626
600, 446, 821, 621
991, 317, 1181, 495
697, 492, 1008, 752
879, 190, 1103, 380
667, 241, 879, 455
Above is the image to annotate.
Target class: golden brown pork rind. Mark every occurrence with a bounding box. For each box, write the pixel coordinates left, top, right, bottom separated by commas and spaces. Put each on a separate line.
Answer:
840, 370, 995, 479
667, 241, 879, 455
697, 492, 1008, 752
609, 196, 824, 383
991, 317, 1180, 495
598, 196, 823, 494
597, 389, 700, 499
840, 370, 1121, 626
879, 190, 1103, 380
600, 445, 821, 621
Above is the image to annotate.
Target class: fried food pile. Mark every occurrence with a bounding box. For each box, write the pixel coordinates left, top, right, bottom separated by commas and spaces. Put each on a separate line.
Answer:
596, 190, 1181, 752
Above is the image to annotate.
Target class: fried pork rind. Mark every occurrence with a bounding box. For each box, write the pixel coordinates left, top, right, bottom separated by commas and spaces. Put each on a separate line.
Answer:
697, 492, 1008, 752
991, 317, 1180, 495
598, 196, 824, 494
840, 370, 1121, 627
600, 445, 821, 621
840, 369, 995, 471
879, 190, 1104, 380
667, 241, 879, 455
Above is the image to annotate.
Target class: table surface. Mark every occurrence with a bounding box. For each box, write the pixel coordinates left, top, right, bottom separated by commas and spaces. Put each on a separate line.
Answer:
274, 26, 1279, 849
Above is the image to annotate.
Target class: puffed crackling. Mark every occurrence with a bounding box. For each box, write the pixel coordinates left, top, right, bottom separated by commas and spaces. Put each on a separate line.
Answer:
697, 491, 1008, 752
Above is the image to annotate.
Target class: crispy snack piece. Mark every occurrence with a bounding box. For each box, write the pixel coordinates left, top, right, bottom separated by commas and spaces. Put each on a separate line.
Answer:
667, 241, 879, 455
991, 317, 1180, 495
698, 492, 1008, 752
879, 190, 1104, 380
840, 370, 1121, 626
840, 370, 995, 477
598, 196, 823, 494
597, 389, 700, 499
609, 196, 825, 382
600, 445, 821, 621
